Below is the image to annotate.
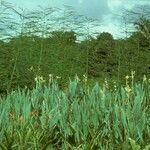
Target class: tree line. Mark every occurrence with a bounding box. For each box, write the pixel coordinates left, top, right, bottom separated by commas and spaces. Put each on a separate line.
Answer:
0, 2, 150, 94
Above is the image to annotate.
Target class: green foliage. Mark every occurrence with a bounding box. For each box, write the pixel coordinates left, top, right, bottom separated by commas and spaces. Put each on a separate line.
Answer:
0, 76, 150, 149
134, 18, 150, 43
129, 138, 150, 150
0, 34, 86, 93
87, 32, 117, 78
50, 30, 77, 44
129, 31, 150, 49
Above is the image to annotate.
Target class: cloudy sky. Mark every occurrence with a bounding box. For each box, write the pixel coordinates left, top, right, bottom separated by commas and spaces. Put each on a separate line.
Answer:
1, 0, 150, 39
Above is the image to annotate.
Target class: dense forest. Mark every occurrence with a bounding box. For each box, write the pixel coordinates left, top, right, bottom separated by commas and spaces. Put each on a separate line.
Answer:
0, 3, 150, 94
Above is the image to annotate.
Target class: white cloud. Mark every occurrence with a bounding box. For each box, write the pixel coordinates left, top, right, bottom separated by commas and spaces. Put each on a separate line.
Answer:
108, 0, 123, 11
108, 0, 135, 12
108, 0, 150, 12
78, 0, 83, 4
2, 0, 150, 39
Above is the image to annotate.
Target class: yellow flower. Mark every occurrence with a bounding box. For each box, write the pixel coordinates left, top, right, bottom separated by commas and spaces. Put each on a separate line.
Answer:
49, 74, 53, 78
39, 76, 46, 83
131, 71, 135, 79
83, 74, 87, 83
35, 76, 38, 82
125, 85, 132, 93
143, 75, 147, 82
125, 75, 130, 80
56, 76, 61, 79
35, 76, 45, 83
48, 74, 54, 83
29, 66, 33, 71
75, 75, 80, 82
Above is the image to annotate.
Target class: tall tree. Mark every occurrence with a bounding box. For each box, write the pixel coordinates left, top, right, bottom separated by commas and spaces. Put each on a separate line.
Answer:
88, 32, 117, 77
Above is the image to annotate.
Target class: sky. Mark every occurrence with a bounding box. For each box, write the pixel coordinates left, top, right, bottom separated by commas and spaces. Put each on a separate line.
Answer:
1, 0, 150, 39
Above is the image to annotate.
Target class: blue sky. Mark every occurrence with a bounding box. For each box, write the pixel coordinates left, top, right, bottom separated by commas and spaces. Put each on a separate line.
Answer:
1, 0, 150, 39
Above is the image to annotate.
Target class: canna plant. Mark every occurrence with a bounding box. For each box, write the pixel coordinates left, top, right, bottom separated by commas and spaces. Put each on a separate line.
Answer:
0, 74, 150, 149
129, 138, 150, 150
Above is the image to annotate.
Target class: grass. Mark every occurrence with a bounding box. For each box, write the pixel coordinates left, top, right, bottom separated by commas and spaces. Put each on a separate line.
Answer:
0, 74, 150, 149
